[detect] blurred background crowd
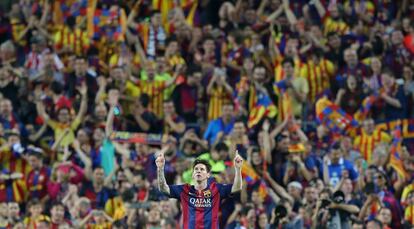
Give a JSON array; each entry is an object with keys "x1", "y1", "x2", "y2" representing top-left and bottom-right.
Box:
[{"x1": 0, "y1": 0, "x2": 414, "y2": 228}]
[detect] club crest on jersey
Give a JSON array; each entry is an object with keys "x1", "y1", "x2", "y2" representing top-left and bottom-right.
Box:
[{"x1": 203, "y1": 190, "x2": 211, "y2": 198}]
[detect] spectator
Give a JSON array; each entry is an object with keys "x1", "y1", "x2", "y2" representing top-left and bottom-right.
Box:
[
  {"x1": 353, "y1": 118, "x2": 391, "y2": 163},
  {"x1": 203, "y1": 102, "x2": 235, "y2": 145},
  {"x1": 320, "y1": 142, "x2": 358, "y2": 187}
]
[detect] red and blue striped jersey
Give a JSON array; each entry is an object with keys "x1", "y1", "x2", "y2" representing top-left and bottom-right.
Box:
[{"x1": 169, "y1": 181, "x2": 232, "y2": 229}]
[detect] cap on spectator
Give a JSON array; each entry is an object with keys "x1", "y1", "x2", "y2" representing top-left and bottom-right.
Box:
[{"x1": 287, "y1": 181, "x2": 303, "y2": 191}]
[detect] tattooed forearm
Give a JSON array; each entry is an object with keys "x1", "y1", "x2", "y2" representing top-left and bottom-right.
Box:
[{"x1": 157, "y1": 168, "x2": 170, "y2": 195}]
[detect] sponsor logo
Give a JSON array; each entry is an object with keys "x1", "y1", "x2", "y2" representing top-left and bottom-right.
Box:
[{"x1": 189, "y1": 198, "x2": 212, "y2": 208}]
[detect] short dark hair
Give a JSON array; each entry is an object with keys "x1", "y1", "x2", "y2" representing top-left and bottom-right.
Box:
[
  {"x1": 51, "y1": 81, "x2": 64, "y2": 94},
  {"x1": 234, "y1": 118, "x2": 246, "y2": 125},
  {"x1": 214, "y1": 142, "x2": 229, "y2": 152},
  {"x1": 202, "y1": 35, "x2": 214, "y2": 44},
  {"x1": 282, "y1": 57, "x2": 294, "y2": 67},
  {"x1": 50, "y1": 201, "x2": 65, "y2": 210},
  {"x1": 150, "y1": 10, "x2": 161, "y2": 17},
  {"x1": 382, "y1": 68, "x2": 394, "y2": 77},
  {"x1": 327, "y1": 31, "x2": 338, "y2": 38},
  {"x1": 330, "y1": 141, "x2": 341, "y2": 151},
  {"x1": 186, "y1": 65, "x2": 202, "y2": 76},
  {"x1": 139, "y1": 93, "x2": 150, "y2": 108},
  {"x1": 193, "y1": 159, "x2": 211, "y2": 173},
  {"x1": 75, "y1": 55, "x2": 87, "y2": 61},
  {"x1": 121, "y1": 189, "x2": 135, "y2": 202},
  {"x1": 166, "y1": 35, "x2": 178, "y2": 45}
]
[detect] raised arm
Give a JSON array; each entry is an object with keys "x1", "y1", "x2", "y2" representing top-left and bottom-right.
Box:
[
  {"x1": 75, "y1": 83, "x2": 88, "y2": 122},
  {"x1": 105, "y1": 89, "x2": 119, "y2": 136},
  {"x1": 313, "y1": 0, "x2": 327, "y2": 18},
  {"x1": 268, "y1": 24, "x2": 281, "y2": 62},
  {"x1": 263, "y1": 171, "x2": 295, "y2": 204},
  {"x1": 282, "y1": 0, "x2": 298, "y2": 26},
  {"x1": 380, "y1": 92, "x2": 402, "y2": 108},
  {"x1": 270, "y1": 118, "x2": 288, "y2": 140},
  {"x1": 156, "y1": 146, "x2": 171, "y2": 195},
  {"x1": 164, "y1": 115, "x2": 186, "y2": 134},
  {"x1": 72, "y1": 140, "x2": 92, "y2": 180},
  {"x1": 165, "y1": 64, "x2": 183, "y2": 88},
  {"x1": 127, "y1": 0, "x2": 142, "y2": 28},
  {"x1": 262, "y1": 120, "x2": 272, "y2": 163},
  {"x1": 28, "y1": 123, "x2": 47, "y2": 142},
  {"x1": 232, "y1": 151, "x2": 243, "y2": 193},
  {"x1": 206, "y1": 75, "x2": 217, "y2": 96},
  {"x1": 95, "y1": 77, "x2": 107, "y2": 105}
]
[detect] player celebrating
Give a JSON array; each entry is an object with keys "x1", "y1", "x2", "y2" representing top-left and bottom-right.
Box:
[{"x1": 156, "y1": 148, "x2": 243, "y2": 229}]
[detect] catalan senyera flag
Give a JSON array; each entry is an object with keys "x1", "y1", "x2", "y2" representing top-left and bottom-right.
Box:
[
  {"x1": 316, "y1": 96, "x2": 359, "y2": 134},
  {"x1": 247, "y1": 89, "x2": 277, "y2": 128},
  {"x1": 54, "y1": 27, "x2": 90, "y2": 55},
  {"x1": 300, "y1": 59, "x2": 335, "y2": 103},
  {"x1": 273, "y1": 57, "x2": 302, "y2": 121},
  {"x1": 0, "y1": 150, "x2": 31, "y2": 176},
  {"x1": 241, "y1": 162, "x2": 267, "y2": 199},
  {"x1": 181, "y1": 0, "x2": 199, "y2": 26},
  {"x1": 152, "y1": 0, "x2": 175, "y2": 26},
  {"x1": 323, "y1": 16, "x2": 349, "y2": 35},
  {"x1": 208, "y1": 86, "x2": 232, "y2": 121},
  {"x1": 389, "y1": 124, "x2": 409, "y2": 179},
  {"x1": 0, "y1": 178, "x2": 27, "y2": 203}
]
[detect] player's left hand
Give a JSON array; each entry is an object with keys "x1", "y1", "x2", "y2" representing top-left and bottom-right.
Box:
[{"x1": 234, "y1": 151, "x2": 243, "y2": 169}]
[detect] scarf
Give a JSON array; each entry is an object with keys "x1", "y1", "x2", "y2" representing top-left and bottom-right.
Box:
[{"x1": 147, "y1": 25, "x2": 165, "y2": 58}]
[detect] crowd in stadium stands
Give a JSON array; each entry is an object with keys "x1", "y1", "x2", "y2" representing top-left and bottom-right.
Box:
[{"x1": 1, "y1": 0, "x2": 414, "y2": 228}]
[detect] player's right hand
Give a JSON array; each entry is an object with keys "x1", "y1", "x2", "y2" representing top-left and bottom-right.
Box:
[{"x1": 155, "y1": 151, "x2": 165, "y2": 168}]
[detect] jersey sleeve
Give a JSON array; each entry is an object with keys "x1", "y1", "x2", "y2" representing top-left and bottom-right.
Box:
[
  {"x1": 168, "y1": 184, "x2": 184, "y2": 199},
  {"x1": 216, "y1": 183, "x2": 233, "y2": 199}
]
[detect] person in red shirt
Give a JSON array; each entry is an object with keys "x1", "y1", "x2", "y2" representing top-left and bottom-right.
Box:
[{"x1": 25, "y1": 146, "x2": 51, "y2": 203}]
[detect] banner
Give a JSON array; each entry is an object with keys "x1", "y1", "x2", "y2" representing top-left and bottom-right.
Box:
[
  {"x1": 376, "y1": 119, "x2": 414, "y2": 139},
  {"x1": 315, "y1": 97, "x2": 359, "y2": 135},
  {"x1": 109, "y1": 132, "x2": 163, "y2": 145}
]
